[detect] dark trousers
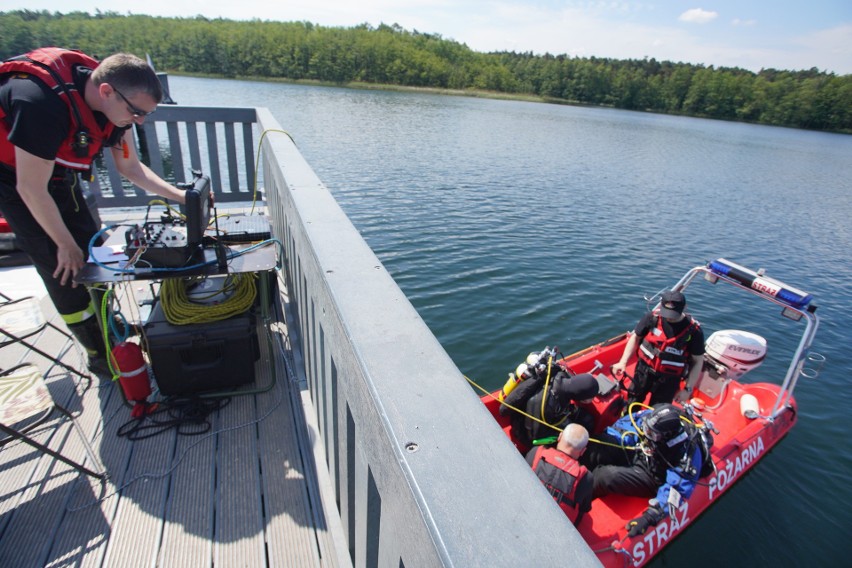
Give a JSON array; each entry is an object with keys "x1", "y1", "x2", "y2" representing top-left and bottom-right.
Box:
[
  {"x1": 592, "y1": 463, "x2": 658, "y2": 499},
  {"x1": 627, "y1": 360, "x2": 682, "y2": 406},
  {"x1": 583, "y1": 431, "x2": 659, "y2": 499},
  {"x1": 0, "y1": 171, "x2": 100, "y2": 316}
]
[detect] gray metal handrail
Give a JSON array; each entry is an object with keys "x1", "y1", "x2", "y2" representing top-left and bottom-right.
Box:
[
  {"x1": 256, "y1": 107, "x2": 600, "y2": 567},
  {"x1": 88, "y1": 105, "x2": 258, "y2": 208}
]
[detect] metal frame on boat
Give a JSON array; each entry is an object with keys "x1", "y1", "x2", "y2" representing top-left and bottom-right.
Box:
[{"x1": 662, "y1": 258, "x2": 820, "y2": 421}]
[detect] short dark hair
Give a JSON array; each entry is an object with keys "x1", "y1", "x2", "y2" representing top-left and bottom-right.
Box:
[{"x1": 91, "y1": 53, "x2": 163, "y2": 103}]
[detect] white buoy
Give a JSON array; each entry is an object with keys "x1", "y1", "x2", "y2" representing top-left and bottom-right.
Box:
[{"x1": 740, "y1": 393, "x2": 760, "y2": 419}]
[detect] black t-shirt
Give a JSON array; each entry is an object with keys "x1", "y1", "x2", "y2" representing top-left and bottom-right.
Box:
[
  {"x1": 634, "y1": 311, "x2": 705, "y2": 356},
  {"x1": 0, "y1": 65, "x2": 125, "y2": 171},
  {"x1": 0, "y1": 72, "x2": 70, "y2": 161}
]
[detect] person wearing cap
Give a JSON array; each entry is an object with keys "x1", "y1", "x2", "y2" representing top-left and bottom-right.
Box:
[
  {"x1": 525, "y1": 423, "x2": 594, "y2": 526},
  {"x1": 582, "y1": 403, "x2": 703, "y2": 538},
  {"x1": 509, "y1": 371, "x2": 599, "y2": 447},
  {"x1": 611, "y1": 290, "x2": 705, "y2": 406}
]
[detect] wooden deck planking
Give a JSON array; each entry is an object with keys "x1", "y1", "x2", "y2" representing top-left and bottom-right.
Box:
[
  {"x1": 47, "y1": 374, "x2": 137, "y2": 568},
  {"x1": 0, "y1": 336, "x2": 107, "y2": 566},
  {"x1": 0, "y1": 273, "x2": 349, "y2": 568},
  {"x1": 256, "y1": 333, "x2": 324, "y2": 568},
  {"x1": 102, "y1": 418, "x2": 176, "y2": 567},
  {"x1": 156, "y1": 411, "x2": 217, "y2": 567},
  {"x1": 214, "y1": 393, "x2": 266, "y2": 567},
  {"x1": 0, "y1": 404, "x2": 84, "y2": 567},
  {"x1": 1, "y1": 297, "x2": 95, "y2": 564}
]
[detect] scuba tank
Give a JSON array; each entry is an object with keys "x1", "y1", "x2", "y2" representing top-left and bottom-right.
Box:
[
  {"x1": 498, "y1": 347, "x2": 557, "y2": 401},
  {"x1": 680, "y1": 400, "x2": 718, "y2": 478},
  {"x1": 498, "y1": 361, "x2": 532, "y2": 401}
]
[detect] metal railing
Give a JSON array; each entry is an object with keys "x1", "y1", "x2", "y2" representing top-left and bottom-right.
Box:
[
  {"x1": 88, "y1": 105, "x2": 259, "y2": 208},
  {"x1": 96, "y1": 104, "x2": 600, "y2": 568}
]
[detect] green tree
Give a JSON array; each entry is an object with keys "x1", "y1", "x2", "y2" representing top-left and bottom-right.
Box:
[{"x1": 0, "y1": 10, "x2": 849, "y2": 132}]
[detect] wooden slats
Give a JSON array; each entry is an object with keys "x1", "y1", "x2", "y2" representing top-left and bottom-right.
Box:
[
  {"x1": 157, "y1": 413, "x2": 216, "y2": 567},
  {"x1": 102, "y1": 425, "x2": 175, "y2": 566},
  {"x1": 0, "y1": 416, "x2": 82, "y2": 567},
  {"x1": 0, "y1": 279, "x2": 346, "y2": 568},
  {"x1": 205, "y1": 122, "x2": 224, "y2": 195},
  {"x1": 257, "y1": 337, "x2": 323, "y2": 568},
  {"x1": 242, "y1": 122, "x2": 256, "y2": 195},
  {"x1": 47, "y1": 381, "x2": 133, "y2": 568}
]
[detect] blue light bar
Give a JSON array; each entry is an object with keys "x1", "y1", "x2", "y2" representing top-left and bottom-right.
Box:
[{"x1": 707, "y1": 258, "x2": 813, "y2": 309}]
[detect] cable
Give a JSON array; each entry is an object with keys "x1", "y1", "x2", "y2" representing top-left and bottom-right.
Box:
[
  {"x1": 159, "y1": 273, "x2": 257, "y2": 325},
  {"x1": 87, "y1": 224, "x2": 136, "y2": 274},
  {"x1": 539, "y1": 355, "x2": 555, "y2": 424},
  {"x1": 116, "y1": 396, "x2": 230, "y2": 440},
  {"x1": 98, "y1": 286, "x2": 119, "y2": 379},
  {"x1": 145, "y1": 199, "x2": 185, "y2": 220},
  {"x1": 251, "y1": 129, "x2": 296, "y2": 215},
  {"x1": 464, "y1": 374, "x2": 635, "y2": 450}
]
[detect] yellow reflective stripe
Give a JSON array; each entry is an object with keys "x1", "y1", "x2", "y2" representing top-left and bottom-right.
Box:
[{"x1": 60, "y1": 302, "x2": 97, "y2": 324}]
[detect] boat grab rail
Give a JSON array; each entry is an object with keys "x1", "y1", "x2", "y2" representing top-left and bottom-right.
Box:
[{"x1": 659, "y1": 261, "x2": 820, "y2": 421}]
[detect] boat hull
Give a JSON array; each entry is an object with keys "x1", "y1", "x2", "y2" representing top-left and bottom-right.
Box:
[{"x1": 481, "y1": 333, "x2": 797, "y2": 567}]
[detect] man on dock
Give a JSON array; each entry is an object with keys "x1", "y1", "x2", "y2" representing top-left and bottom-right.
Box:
[{"x1": 0, "y1": 47, "x2": 186, "y2": 373}]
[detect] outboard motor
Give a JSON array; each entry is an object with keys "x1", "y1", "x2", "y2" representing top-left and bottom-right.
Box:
[{"x1": 696, "y1": 330, "x2": 767, "y2": 399}]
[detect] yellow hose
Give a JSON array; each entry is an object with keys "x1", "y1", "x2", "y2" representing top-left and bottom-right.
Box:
[{"x1": 159, "y1": 274, "x2": 257, "y2": 325}]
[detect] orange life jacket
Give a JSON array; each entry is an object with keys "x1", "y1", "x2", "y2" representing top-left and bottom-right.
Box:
[
  {"x1": 637, "y1": 313, "x2": 700, "y2": 376},
  {"x1": 0, "y1": 47, "x2": 114, "y2": 171},
  {"x1": 530, "y1": 446, "x2": 588, "y2": 523}
]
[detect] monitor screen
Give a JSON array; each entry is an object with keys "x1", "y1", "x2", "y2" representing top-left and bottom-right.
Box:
[{"x1": 182, "y1": 173, "x2": 212, "y2": 246}]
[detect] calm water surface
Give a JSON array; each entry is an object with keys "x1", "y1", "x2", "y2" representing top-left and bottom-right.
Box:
[{"x1": 173, "y1": 76, "x2": 851, "y2": 567}]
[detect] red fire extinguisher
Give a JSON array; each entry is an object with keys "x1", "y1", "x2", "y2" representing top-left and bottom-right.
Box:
[{"x1": 110, "y1": 342, "x2": 153, "y2": 417}]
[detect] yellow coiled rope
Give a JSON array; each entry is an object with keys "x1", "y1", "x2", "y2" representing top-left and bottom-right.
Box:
[{"x1": 159, "y1": 274, "x2": 257, "y2": 325}]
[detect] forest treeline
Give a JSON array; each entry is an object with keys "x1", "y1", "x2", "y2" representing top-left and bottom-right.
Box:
[{"x1": 1, "y1": 10, "x2": 850, "y2": 133}]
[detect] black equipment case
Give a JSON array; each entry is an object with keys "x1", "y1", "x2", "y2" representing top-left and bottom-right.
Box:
[{"x1": 144, "y1": 299, "x2": 259, "y2": 396}]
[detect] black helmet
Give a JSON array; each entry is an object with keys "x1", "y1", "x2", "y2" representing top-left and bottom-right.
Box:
[{"x1": 643, "y1": 404, "x2": 687, "y2": 449}]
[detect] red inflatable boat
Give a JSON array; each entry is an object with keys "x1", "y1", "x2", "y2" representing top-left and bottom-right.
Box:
[{"x1": 480, "y1": 259, "x2": 822, "y2": 567}]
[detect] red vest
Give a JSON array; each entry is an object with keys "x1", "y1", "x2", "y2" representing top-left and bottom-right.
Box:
[
  {"x1": 0, "y1": 47, "x2": 115, "y2": 171},
  {"x1": 530, "y1": 446, "x2": 588, "y2": 523},
  {"x1": 637, "y1": 314, "x2": 700, "y2": 376}
]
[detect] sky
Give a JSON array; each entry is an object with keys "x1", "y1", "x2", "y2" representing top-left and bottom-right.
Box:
[{"x1": 4, "y1": 1, "x2": 851, "y2": 74}]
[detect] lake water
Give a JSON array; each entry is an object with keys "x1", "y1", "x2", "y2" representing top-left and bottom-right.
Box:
[{"x1": 171, "y1": 76, "x2": 851, "y2": 567}]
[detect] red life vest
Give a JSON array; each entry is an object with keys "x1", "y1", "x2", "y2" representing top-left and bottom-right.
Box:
[
  {"x1": 530, "y1": 446, "x2": 588, "y2": 523},
  {"x1": 0, "y1": 47, "x2": 115, "y2": 171},
  {"x1": 637, "y1": 313, "x2": 700, "y2": 376}
]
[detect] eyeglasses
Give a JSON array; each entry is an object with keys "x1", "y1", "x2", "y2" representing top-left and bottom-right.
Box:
[{"x1": 113, "y1": 87, "x2": 156, "y2": 118}]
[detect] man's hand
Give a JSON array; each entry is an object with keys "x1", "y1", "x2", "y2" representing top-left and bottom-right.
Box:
[
  {"x1": 626, "y1": 505, "x2": 665, "y2": 538},
  {"x1": 612, "y1": 333, "x2": 638, "y2": 379},
  {"x1": 674, "y1": 386, "x2": 693, "y2": 403},
  {"x1": 53, "y1": 242, "x2": 85, "y2": 287},
  {"x1": 14, "y1": 147, "x2": 86, "y2": 287}
]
